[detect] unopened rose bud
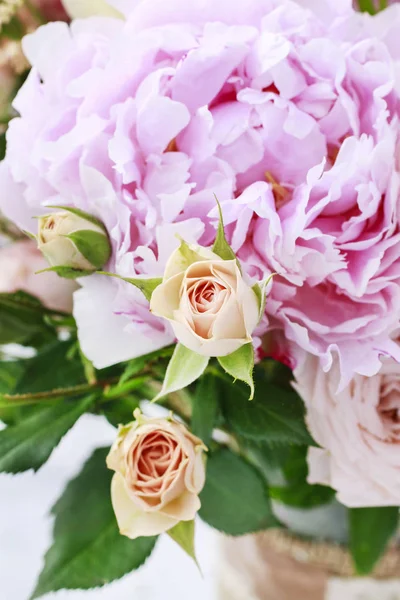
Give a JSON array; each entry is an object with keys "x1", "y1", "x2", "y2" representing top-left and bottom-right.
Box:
[{"x1": 37, "y1": 207, "x2": 111, "y2": 278}]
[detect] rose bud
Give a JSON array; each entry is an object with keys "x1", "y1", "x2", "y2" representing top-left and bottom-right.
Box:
[
  {"x1": 37, "y1": 207, "x2": 111, "y2": 278},
  {"x1": 106, "y1": 411, "x2": 206, "y2": 538},
  {"x1": 150, "y1": 242, "x2": 260, "y2": 357}
]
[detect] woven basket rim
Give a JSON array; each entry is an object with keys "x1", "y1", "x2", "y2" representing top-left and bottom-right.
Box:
[{"x1": 256, "y1": 529, "x2": 400, "y2": 579}]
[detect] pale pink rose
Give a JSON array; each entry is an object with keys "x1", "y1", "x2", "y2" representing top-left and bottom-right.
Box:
[
  {"x1": 150, "y1": 243, "x2": 260, "y2": 357},
  {"x1": 107, "y1": 412, "x2": 206, "y2": 538},
  {"x1": 0, "y1": 240, "x2": 77, "y2": 312},
  {"x1": 294, "y1": 352, "x2": 400, "y2": 507}
]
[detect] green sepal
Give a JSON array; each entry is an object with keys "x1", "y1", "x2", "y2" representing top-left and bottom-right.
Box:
[
  {"x1": 218, "y1": 343, "x2": 255, "y2": 400},
  {"x1": 211, "y1": 195, "x2": 237, "y2": 261},
  {"x1": 252, "y1": 274, "x2": 275, "y2": 322},
  {"x1": 36, "y1": 266, "x2": 95, "y2": 279},
  {"x1": 46, "y1": 205, "x2": 107, "y2": 231},
  {"x1": 167, "y1": 520, "x2": 199, "y2": 568},
  {"x1": 22, "y1": 229, "x2": 37, "y2": 241},
  {"x1": 153, "y1": 343, "x2": 209, "y2": 402},
  {"x1": 65, "y1": 229, "x2": 111, "y2": 269},
  {"x1": 97, "y1": 271, "x2": 163, "y2": 302}
]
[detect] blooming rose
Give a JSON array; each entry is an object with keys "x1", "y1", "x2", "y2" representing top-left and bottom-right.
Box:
[
  {"x1": 107, "y1": 412, "x2": 206, "y2": 537},
  {"x1": 0, "y1": 240, "x2": 77, "y2": 312},
  {"x1": 2, "y1": 0, "x2": 400, "y2": 382},
  {"x1": 150, "y1": 243, "x2": 260, "y2": 356},
  {"x1": 294, "y1": 351, "x2": 400, "y2": 507},
  {"x1": 38, "y1": 210, "x2": 111, "y2": 273}
]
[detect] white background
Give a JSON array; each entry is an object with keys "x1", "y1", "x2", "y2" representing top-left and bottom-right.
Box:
[{"x1": 0, "y1": 414, "x2": 218, "y2": 600}]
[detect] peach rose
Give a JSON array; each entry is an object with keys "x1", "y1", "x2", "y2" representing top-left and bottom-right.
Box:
[
  {"x1": 0, "y1": 240, "x2": 77, "y2": 312},
  {"x1": 150, "y1": 243, "x2": 260, "y2": 357},
  {"x1": 294, "y1": 352, "x2": 400, "y2": 507},
  {"x1": 106, "y1": 411, "x2": 206, "y2": 538}
]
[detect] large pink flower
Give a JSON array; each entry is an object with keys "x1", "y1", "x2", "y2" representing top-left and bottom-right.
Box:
[
  {"x1": 294, "y1": 351, "x2": 400, "y2": 507},
  {"x1": 1, "y1": 0, "x2": 400, "y2": 377}
]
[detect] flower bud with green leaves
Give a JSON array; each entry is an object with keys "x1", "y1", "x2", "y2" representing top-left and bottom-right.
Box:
[{"x1": 36, "y1": 207, "x2": 111, "y2": 278}]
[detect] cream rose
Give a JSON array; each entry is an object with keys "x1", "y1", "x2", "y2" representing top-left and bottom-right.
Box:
[
  {"x1": 150, "y1": 243, "x2": 260, "y2": 357},
  {"x1": 0, "y1": 240, "x2": 77, "y2": 312},
  {"x1": 106, "y1": 412, "x2": 206, "y2": 538},
  {"x1": 294, "y1": 352, "x2": 400, "y2": 507}
]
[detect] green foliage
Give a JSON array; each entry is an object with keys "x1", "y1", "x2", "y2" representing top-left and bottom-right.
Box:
[
  {"x1": 191, "y1": 374, "x2": 219, "y2": 447},
  {"x1": 269, "y1": 446, "x2": 335, "y2": 508},
  {"x1": 218, "y1": 343, "x2": 255, "y2": 399},
  {"x1": 153, "y1": 343, "x2": 209, "y2": 401},
  {"x1": 31, "y1": 448, "x2": 157, "y2": 599},
  {"x1": 0, "y1": 395, "x2": 94, "y2": 473},
  {"x1": 167, "y1": 520, "x2": 197, "y2": 564},
  {"x1": 220, "y1": 365, "x2": 314, "y2": 446},
  {"x1": 0, "y1": 291, "x2": 57, "y2": 345},
  {"x1": 349, "y1": 506, "x2": 399, "y2": 575},
  {"x1": 119, "y1": 346, "x2": 174, "y2": 386},
  {"x1": 199, "y1": 448, "x2": 278, "y2": 535},
  {"x1": 13, "y1": 340, "x2": 86, "y2": 395}
]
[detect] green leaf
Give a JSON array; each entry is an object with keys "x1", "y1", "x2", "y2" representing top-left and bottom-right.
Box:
[
  {"x1": 199, "y1": 448, "x2": 278, "y2": 535},
  {"x1": 119, "y1": 346, "x2": 174, "y2": 386},
  {"x1": 220, "y1": 368, "x2": 314, "y2": 446},
  {"x1": 31, "y1": 448, "x2": 157, "y2": 599},
  {"x1": 14, "y1": 340, "x2": 86, "y2": 395},
  {"x1": 259, "y1": 445, "x2": 335, "y2": 508},
  {"x1": 191, "y1": 374, "x2": 219, "y2": 447},
  {"x1": 154, "y1": 343, "x2": 209, "y2": 402},
  {"x1": 167, "y1": 520, "x2": 198, "y2": 564},
  {"x1": 66, "y1": 230, "x2": 111, "y2": 269},
  {"x1": 0, "y1": 395, "x2": 94, "y2": 473},
  {"x1": 349, "y1": 506, "x2": 399, "y2": 575},
  {"x1": 97, "y1": 271, "x2": 162, "y2": 302},
  {"x1": 211, "y1": 196, "x2": 237, "y2": 261},
  {"x1": 0, "y1": 291, "x2": 55, "y2": 345},
  {"x1": 218, "y1": 343, "x2": 255, "y2": 400},
  {"x1": 0, "y1": 360, "x2": 24, "y2": 394}
]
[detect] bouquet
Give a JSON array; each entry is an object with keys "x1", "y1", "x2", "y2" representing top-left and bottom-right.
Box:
[{"x1": 0, "y1": 0, "x2": 399, "y2": 597}]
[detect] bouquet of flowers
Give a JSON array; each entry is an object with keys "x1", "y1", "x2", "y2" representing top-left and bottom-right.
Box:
[{"x1": 0, "y1": 0, "x2": 400, "y2": 597}]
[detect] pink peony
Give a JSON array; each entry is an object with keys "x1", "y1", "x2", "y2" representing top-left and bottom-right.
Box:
[
  {"x1": 1, "y1": 0, "x2": 400, "y2": 378},
  {"x1": 294, "y1": 351, "x2": 400, "y2": 507},
  {"x1": 0, "y1": 240, "x2": 77, "y2": 312}
]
